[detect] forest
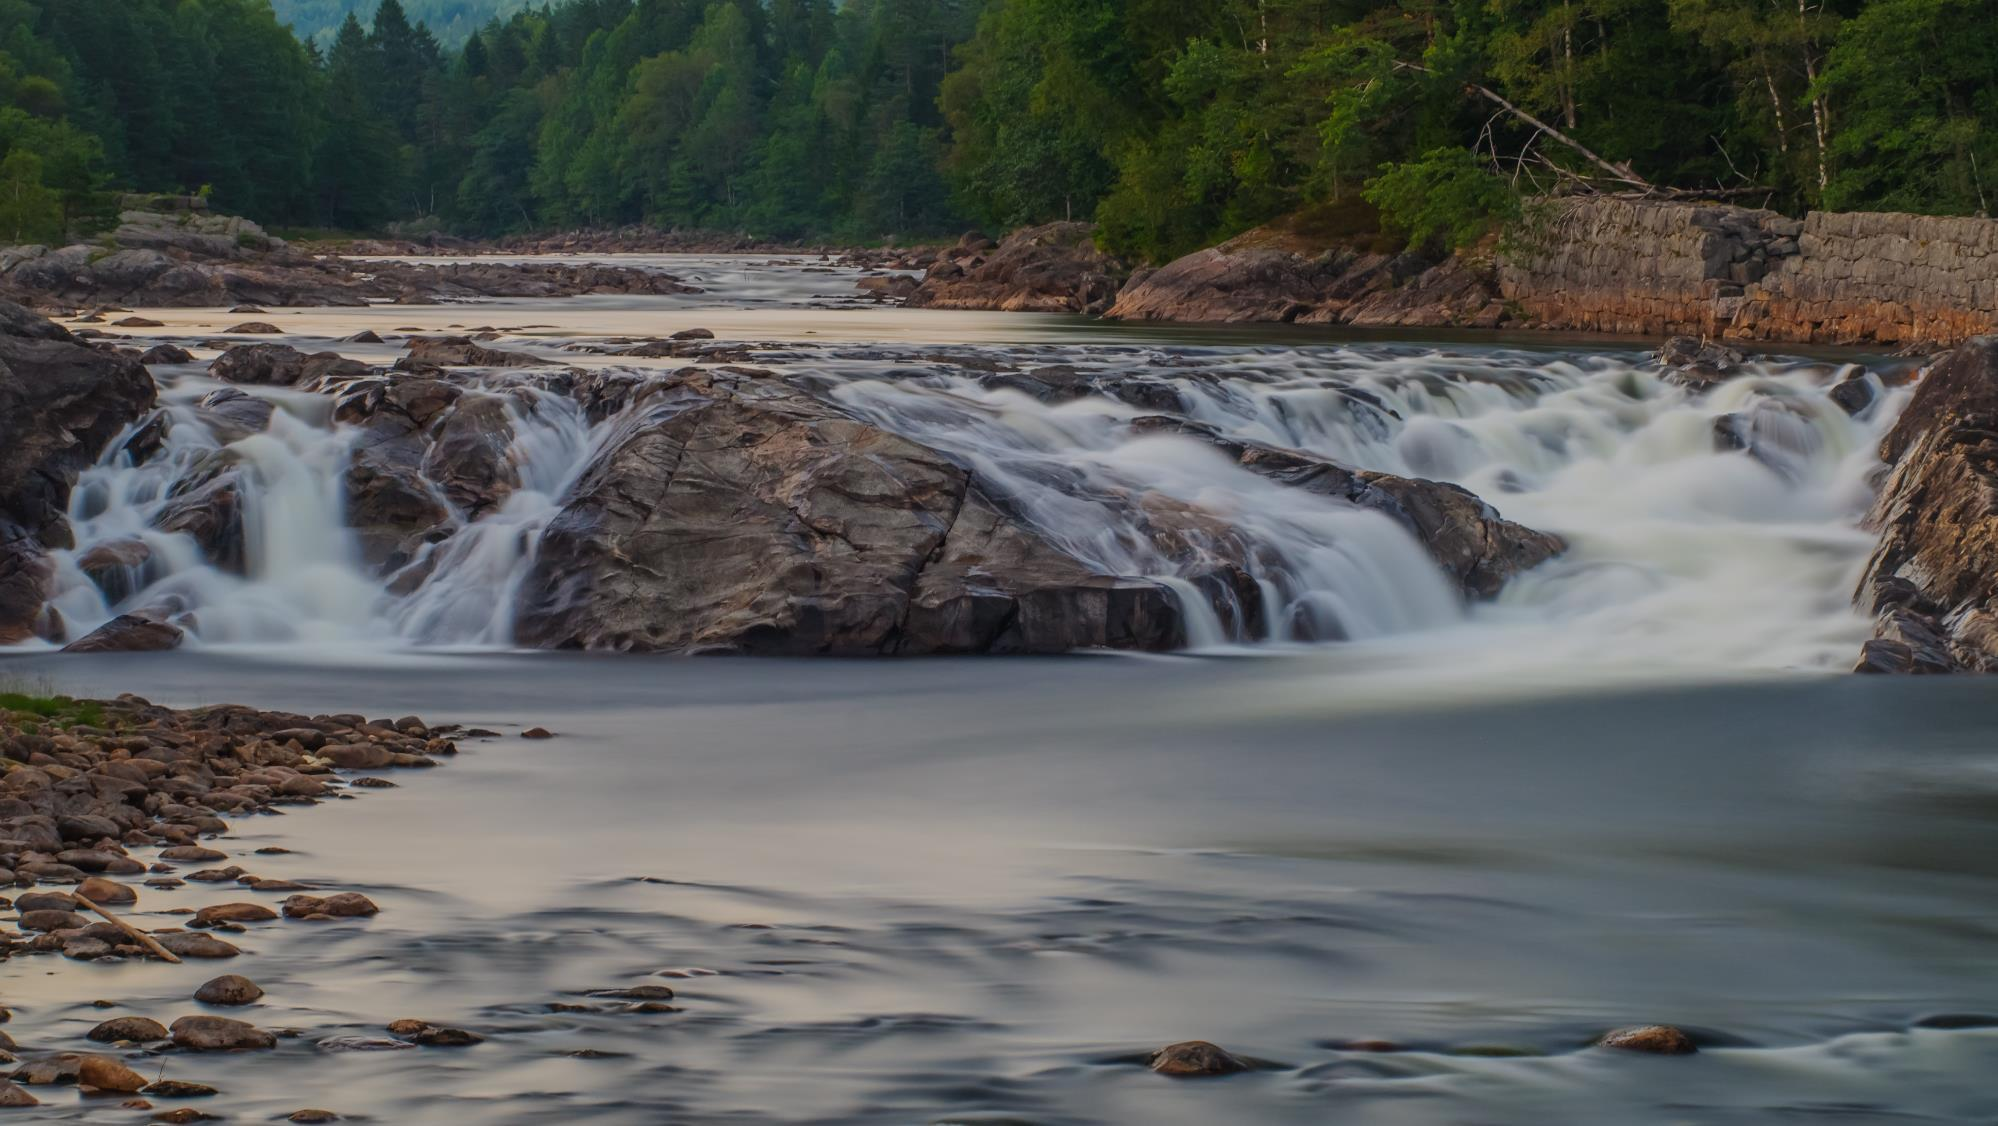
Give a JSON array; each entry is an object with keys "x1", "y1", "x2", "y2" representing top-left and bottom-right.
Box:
[{"x1": 2, "y1": 0, "x2": 1994, "y2": 262}]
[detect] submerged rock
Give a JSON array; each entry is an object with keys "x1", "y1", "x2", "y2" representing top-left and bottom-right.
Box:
[
  {"x1": 1596, "y1": 1025, "x2": 1698, "y2": 1054},
  {"x1": 1148, "y1": 1040, "x2": 1254, "y2": 1077}
]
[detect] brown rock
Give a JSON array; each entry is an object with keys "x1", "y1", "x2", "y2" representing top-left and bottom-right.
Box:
[
  {"x1": 19, "y1": 908, "x2": 87, "y2": 931},
  {"x1": 193, "y1": 903, "x2": 277, "y2": 927},
  {"x1": 169, "y1": 1015, "x2": 275, "y2": 1051},
  {"x1": 1597, "y1": 1025, "x2": 1698, "y2": 1054},
  {"x1": 223, "y1": 321, "x2": 282, "y2": 334},
  {"x1": 520, "y1": 727, "x2": 553, "y2": 740},
  {"x1": 193, "y1": 974, "x2": 264, "y2": 1006},
  {"x1": 159, "y1": 846, "x2": 227, "y2": 863},
  {"x1": 156, "y1": 932, "x2": 240, "y2": 959},
  {"x1": 1148, "y1": 1040, "x2": 1254, "y2": 1077},
  {"x1": 143, "y1": 1080, "x2": 218, "y2": 1097},
  {"x1": 281, "y1": 892, "x2": 378, "y2": 919},
  {"x1": 61, "y1": 613, "x2": 183, "y2": 653},
  {"x1": 77, "y1": 1054, "x2": 147, "y2": 1092},
  {"x1": 76, "y1": 876, "x2": 137, "y2": 905},
  {"x1": 87, "y1": 1017, "x2": 169, "y2": 1043},
  {"x1": 0, "y1": 1081, "x2": 36, "y2": 1106},
  {"x1": 289, "y1": 1112, "x2": 341, "y2": 1124},
  {"x1": 908, "y1": 223, "x2": 1126, "y2": 315},
  {"x1": 153, "y1": 1108, "x2": 220, "y2": 1122}
]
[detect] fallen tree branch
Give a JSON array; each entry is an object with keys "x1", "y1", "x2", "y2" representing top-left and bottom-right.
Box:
[{"x1": 72, "y1": 892, "x2": 183, "y2": 964}]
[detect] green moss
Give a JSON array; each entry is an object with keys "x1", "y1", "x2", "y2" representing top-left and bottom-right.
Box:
[{"x1": 0, "y1": 692, "x2": 106, "y2": 729}]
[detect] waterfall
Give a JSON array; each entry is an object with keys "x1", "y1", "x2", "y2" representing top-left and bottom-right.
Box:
[{"x1": 16, "y1": 335, "x2": 1906, "y2": 669}]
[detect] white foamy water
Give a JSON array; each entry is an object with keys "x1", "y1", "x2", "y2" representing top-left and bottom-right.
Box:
[{"x1": 10, "y1": 260, "x2": 1908, "y2": 679}]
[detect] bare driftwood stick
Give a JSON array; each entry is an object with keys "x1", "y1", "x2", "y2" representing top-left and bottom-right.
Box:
[{"x1": 72, "y1": 892, "x2": 183, "y2": 964}]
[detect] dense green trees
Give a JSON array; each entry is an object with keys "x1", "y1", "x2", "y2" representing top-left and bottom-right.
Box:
[{"x1": 2, "y1": 0, "x2": 1997, "y2": 258}]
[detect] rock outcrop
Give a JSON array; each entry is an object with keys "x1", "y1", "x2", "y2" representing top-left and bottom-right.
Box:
[
  {"x1": 0, "y1": 198, "x2": 696, "y2": 309},
  {"x1": 0, "y1": 302, "x2": 156, "y2": 643},
  {"x1": 1855, "y1": 338, "x2": 1998, "y2": 673},
  {"x1": 1108, "y1": 212, "x2": 1509, "y2": 328},
  {"x1": 513, "y1": 368, "x2": 1197, "y2": 654},
  {"x1": 907, "y1": 224, "x2": 1128, "y2": 315}
]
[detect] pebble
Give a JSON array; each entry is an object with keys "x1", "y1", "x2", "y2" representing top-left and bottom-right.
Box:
[
  {"x1": 1597, "y1": 1025, "x2": 1697, "y2": 1055},
  {"x1": 1148, "y1": 1040, "x2": 1254, "y2": 1077},
  {"x1": 194, "y1": 975, "x2": 264, "y2": 1006},
  {"x1": 87, "y1": 1017, "x2": 169, "y2": 1043},
  {"x1": 170, "y1": 1015, "x2": 276, "y2": 1051}
]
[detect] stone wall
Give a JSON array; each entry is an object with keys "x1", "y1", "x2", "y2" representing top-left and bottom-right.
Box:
[{"x1": 1500, "y1": 198, "x2": 1998, "y2": 347}]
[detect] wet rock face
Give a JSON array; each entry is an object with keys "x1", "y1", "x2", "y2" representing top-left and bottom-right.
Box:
[
  {"x1": 907, "y1": 224, "x2": 1129, "y2": 315},
  {"x1": 1856, "y1": 338, "x2": 1998, "y2": 672},
  {"x1": 0, "y1": 301, "x2": 157, "y2": 642}
]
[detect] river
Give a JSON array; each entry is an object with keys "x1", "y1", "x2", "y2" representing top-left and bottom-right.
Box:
[{"x1": 2, "y1": 255, "x2": 1994, "y2": 1124}]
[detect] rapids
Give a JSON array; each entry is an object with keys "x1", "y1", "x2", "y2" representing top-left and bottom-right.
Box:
[{"x1": 13, "y1": 257, "x2": 1908, "y2": 677}]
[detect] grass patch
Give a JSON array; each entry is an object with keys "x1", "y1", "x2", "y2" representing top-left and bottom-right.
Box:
[{"x1": 0, "y1": 673, "x2": 106, "y2": 729}]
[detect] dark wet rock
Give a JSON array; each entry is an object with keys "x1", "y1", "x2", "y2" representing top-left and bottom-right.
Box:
[
  {"x1": 77, "y1": 1054, "x2": 147, "y2": 1092},
  {"x1": 208, "y1": 342, "x2": 366, "y2": 387},
  {"x1": 160, "y1": 846, "x2": 227, "y2": 863},
  {"x1": 1127, "y1": 416, "x2": 1563, "y2": 598},
  {"x1": 1148, "y1": 1040, "x2": 1254, "y2": 1077},
  {"x1": 289, "y1": 1111, "x2": 341, "y2": 1123},
  {"x1": 589, "y1": 985, "x2": 675, "y2": 1001},
  {"x1": 1657, "y1": 336, "x2": 1748, "y2": 384},
  {"x1": 89, "y1": 1017, "x2": 169, "y2": 1043},
  {"x1": 75, "y1": 539, "x2": 155, "y2": 604},
  {"x1": 194, "y1": 975, "x2": 264, "y2": 1006},
  {"x1": 387, "y1": 1019, "x2": 482, "y2": 1047},
  {"x1": 62, "y1": 613, "x2": 184, "y2": 653},
  {"x1": 514, "y1": 368, "x2": 1197, "y2": 655},
  {"x1": 156, "y1": 932, "x2": 241, "y2": 959},
  {"x1": 1830, "y1": 372, "x2": 1877, "y2": 415},
  {"x1": 193, "y1": 903, "x2": 276, "y2": 927},
  {"x1": 142, "y1": 1080, "x2": 218, "y2": 1097},
  {"x1": 10, "y1": 1055, "x2": 80, "y2": 1084},
  {"x1": 138, "y1": 344, "x2": 194, "y2": 365},
  {"x1": 347, "y1": 777, "x2": 396, "y2": 788},
  {"x1": 1596, "y1": 1025, "x2": 1698, "y2": 1054},
  {"x1": 281, "y1": 892, "x2": 378, "y2": 919},
  {"x1": 169, "y1": 1015, "x2": 275, "y2": 1051},
  {"x1": 153, "y1": 1109, "x2": 222, "y2": 1123},
  {"x1": 1911, "y1": 1013, "x2": 1998, "y2": 1030},
  {"x1": 113, "y1": 316, "x2": 164, "y2": 328},
  {"x1": 316, "y1": 1036, "x2": 414, "y2": 1052},
  {"x1": 0, "y1": 301, "x2": 155, "y2": 643},
  {"x1": 152, "y1": 462, "x2": 246, "y2": 571},
  {"x1": 344, "y1": 330, "x2": 383, "y2": 344},
  {"x1": 185, "y1": 867, "x2": 246, "y2": 883},
  {"x1": 0, "y1": 1081, "x2": 34, "y2": 1106},
  {"x1": 19, "y1": 909, "x2": 87, "y2": 931},
  {"x1": 223, "y1": 321, "x2": 282, "y2": 334},
  {"x1": 909, "y1": 223, "x2": 1126, "y2": 315},
  {"x1": 15, "y1": 891, "x2": 77, "y2": 912},
  {"x1": 520, "y1": 727, "x2": 553, "y2": 740},
  {"x1": 398, "y1": 335, "x2": 547, "y2": 369},
  {"x1": 1856, "y1": 338, "x2": 1998, "y2": 672}
]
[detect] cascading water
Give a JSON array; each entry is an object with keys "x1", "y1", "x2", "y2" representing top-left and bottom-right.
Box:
[{"x1": 17, "y1": 321, "x2": 1908, "y2": 672}]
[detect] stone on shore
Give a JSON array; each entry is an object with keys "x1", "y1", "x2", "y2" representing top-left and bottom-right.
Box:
[
  {"x1": 281, "y1": 892, "x2": 379, "y2": 919},
  {"x1": 907, "y1": 223, "x2": 1127, "y2": 315}
]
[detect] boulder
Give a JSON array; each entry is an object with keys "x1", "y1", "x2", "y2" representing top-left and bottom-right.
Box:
[
  {"x1": 513, "y1": 369, "x2": 1200, "y2": 654},
  {"x1": 194, "y1": 974, "x2": 264, "y2": 1006},
  {"x1": 87, "y1": 1017, "x2": 169, "y2": 1043},
  {"x1": 62, "y1": 613, "x2": 184, "y2": 653},
  {"x1": 397, "y1": 336, "x2": 548, "y2": 369},
  {"x1": 0, "y1": 301, "x2": 156, "y2": 642},
  {"x1": 209, "y1": 343, "x2": 367, "y2": 387},
  {"x1": 1148, "y1": 1040, "x2": 1254, "y2": 1077},
  {"x1": 1596, "y1": 1025, "x2": 1698, "y2": 1055}
]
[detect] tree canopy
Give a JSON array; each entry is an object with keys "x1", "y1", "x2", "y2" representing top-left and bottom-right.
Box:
[{"x1": 0, "y1": 0, "x2": 1992, "y2": 259}]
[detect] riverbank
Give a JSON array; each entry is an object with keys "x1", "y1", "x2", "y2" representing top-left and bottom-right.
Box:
[
  {"x1": 0, "y1": 689, "x2": 472, "y2": 1111},
  {"x1": 912, "y1": 199, "x2": 1998, "y2": 352}
]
